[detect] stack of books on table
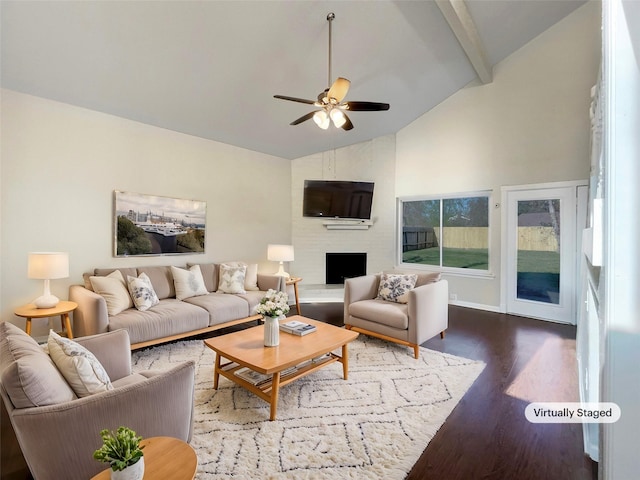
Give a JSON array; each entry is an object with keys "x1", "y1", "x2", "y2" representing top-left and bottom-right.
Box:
[
  {"x1": 279, "y1": 320, "x2": 317, "y2": 336},
  {"x1": 234, "y1": 367, "x2": 274, "y2": 386}
]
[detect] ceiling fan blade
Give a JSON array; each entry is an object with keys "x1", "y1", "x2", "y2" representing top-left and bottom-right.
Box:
[
  {"x1": 341, "y1": 112, "x2": 354, "y2": 131},
  {"x1": 345, "y1": 101, "x2": 390, "y2": 111},
  {"x1": 290, "y1": 111, "x2": 316, "y2": 126},
  {"x1": 274, "y1": 95, "x2": 316, "y2": 105},
  {"x1": 327, "y1": 77, "x2": 350, "y2": 103}
]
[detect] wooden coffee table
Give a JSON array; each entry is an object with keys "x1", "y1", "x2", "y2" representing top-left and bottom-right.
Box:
[{"x1": 204, "y1": 315, "x2": 358, "y2": 421}]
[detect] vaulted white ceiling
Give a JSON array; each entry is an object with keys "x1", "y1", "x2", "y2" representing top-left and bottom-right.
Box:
[{"x1": 1, "y1": 1, "x2": 587, "y2": 159}]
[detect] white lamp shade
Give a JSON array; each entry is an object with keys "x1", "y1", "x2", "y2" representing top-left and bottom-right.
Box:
[
  {"x1": 28, "y1": 252, "x2": 69, "y2": 279},
  {"x1": 267, "y1": 244, "x2": 294, "y2": 262}
]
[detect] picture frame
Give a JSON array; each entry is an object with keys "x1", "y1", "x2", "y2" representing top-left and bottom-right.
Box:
[{"x1": 113, "y1": 190, "x2": 206, "y2": 257}]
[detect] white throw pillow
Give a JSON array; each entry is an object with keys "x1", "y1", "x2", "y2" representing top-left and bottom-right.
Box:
[
  {"x1": 171, "y1": 265, "x2": 208, "y2": 300},
  {"x1": 221, "y1": 261, "x2": 258, "y2": 291},
  {"x1": 47, "y1": 330, "x2": 113, "y2": 398},
  {"x1": 377, "y1": 273, "x2": 418, "y2": 304},
  {"x1": 127, "y1": 272, "x2": 160, "y2": 311},
  {"x1": 218, "y1": 264, "x2": 247, "y2": 294},
  {"x1": 89, "y1": 270, "x2": 133, "y2": 316}
]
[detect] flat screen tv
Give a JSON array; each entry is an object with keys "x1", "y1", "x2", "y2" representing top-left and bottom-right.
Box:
[{"x1": 303, "y1": 180, "x2": 374, "y2": 220}]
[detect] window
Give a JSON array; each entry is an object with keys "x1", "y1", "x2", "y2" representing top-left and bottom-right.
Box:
[{"x1": 399, "y1": 193, "x2": 490, "y2": 273}]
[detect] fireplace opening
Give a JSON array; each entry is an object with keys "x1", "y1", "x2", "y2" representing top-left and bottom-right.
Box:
[{"x1": 326, "y1": 253, "x2": 367, "y2": 284}]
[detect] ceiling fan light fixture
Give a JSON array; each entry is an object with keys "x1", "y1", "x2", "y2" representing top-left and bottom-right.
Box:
[
  {"x1": 330, "y1": 108, "x2": 346, "y2": 128},
  {"x1": 273, "y1": 12, "x2": 389, "y2": 130},
  {"x1": 313, "y1": 110, "x2": 330, "y2": 129}
]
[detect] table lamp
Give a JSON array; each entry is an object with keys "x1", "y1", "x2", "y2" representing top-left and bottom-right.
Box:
[
  {"x1": 28, "y1": 252, "x2": 69, "y2": 308},
  {"x1": 267, "y1": 244, "x2": 294, "y2": 278}
]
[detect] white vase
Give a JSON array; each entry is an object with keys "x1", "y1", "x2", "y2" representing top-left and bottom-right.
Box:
[
  {"x1": 264, "y1": 315, "x2": 282, "y2": 346},
  {"x1": 110, "y1": 457, "x2": 144, "y2": 480}
]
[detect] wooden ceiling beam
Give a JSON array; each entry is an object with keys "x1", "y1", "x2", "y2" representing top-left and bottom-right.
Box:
[{"x1": 436, "y1": 0, "x2": 493, "y2": 84}]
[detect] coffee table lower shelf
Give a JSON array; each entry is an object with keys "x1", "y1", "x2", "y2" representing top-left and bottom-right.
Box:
[{"x1": 214, "y1": 351, "x2": 345, "y2": 421}]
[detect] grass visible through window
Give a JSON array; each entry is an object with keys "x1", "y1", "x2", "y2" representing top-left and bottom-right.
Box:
[
  {"x1": 403, "y1": 248, "x2": 489, "y2": 270},
  {"x1": 403, "y1": 249, "x2": 558, "y2": 273}
]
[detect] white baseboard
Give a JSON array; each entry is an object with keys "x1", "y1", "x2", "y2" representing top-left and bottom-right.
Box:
[{"x1": 447, "y1": 300, "x2": 504, "y2": 313}]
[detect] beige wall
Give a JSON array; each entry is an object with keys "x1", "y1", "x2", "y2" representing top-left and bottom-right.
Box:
[
  {"x1": 395, "y1": 1, "x2": 600, "y2": 310},
  {"x1": 0, "y1": 90, "x2": 291, "y2": 334}
]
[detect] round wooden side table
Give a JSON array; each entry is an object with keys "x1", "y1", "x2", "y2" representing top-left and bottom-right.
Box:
[
  {"x1": 286, "y1": 276, "x2": 302, "y2": 315},
  {"x1": 90, "y1": 436, "x2": 197, "y2": 480},
  {"x1": 13, "y1": 300, "x2": 77, "y2": 339}
]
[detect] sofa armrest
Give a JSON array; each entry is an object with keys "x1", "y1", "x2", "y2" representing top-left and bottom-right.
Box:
[
  {"x1": 408, "y1": 279, "x2": 449, "y2": 345},
  {"x1": 344, "y1": 275, "x2": 381, "y2": 323},
  {"x1": 7, "y1": 361, "x2": 195, "y2": 480},
  {"x1": 74, "y1": 329, "x2": 132, "y2": 381},
  {"x1": 69, "y1": 284, "x2": 109, "y2": 337},
  {"x1": 257, "y1": 273, "x2": 286, "y2": 292}
]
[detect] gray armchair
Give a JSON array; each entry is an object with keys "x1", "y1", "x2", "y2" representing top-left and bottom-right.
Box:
[
  {"x1": 0, "y1": 323, "x2": 195, "y2": 480},
  {"x1": 344, "y1": 273, "x2": 448, "y2": 358}
]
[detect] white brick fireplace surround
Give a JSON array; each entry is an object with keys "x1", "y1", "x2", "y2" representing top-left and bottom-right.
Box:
[{"x1": 291, "y1": 136, "x2": 397, "y2": 302}]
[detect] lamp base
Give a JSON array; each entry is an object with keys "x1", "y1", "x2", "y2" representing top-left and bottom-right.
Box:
[
  {"x1": 274, "y1": 264, "x2": 290, "y2": 279},
  {"x1": 34, "y1": 294, "x2": 60, "y2": 309}
]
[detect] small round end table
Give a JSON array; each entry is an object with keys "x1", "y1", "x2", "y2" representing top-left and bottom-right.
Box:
[
  {"x1": 14, "y1": 300, "x2": 77, "y2": 339},
  {"x1": 90, "y1": 437, "x2": 197, "y2": 480}
]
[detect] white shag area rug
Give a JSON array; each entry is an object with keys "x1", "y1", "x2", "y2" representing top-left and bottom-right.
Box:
[{"x1": 132, "y1": 335, "x2": 485, "y2": 479}]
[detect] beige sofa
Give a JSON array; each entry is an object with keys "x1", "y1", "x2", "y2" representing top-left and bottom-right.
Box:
[
  {"x1": 0, "y1": 323, "x2": 195, "y2": 480},
  {"x1": 70, "y1": 263, "x2": 285, "y2": 350},
  {"x1": 344, "y1": 272, "x2": 448, "y2": 358}
]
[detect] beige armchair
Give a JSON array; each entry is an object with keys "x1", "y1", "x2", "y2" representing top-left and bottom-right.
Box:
[
  {"x1": 344, "y1": 273, "x2": 448, "y2": 358},
  {"x1": 0, "y1": 323, "x2": 195, "y2": 480}
]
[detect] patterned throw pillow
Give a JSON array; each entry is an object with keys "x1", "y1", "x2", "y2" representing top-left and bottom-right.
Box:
[
  {"x1": 218, "y1": 264, "x2": 247, "y2": 294},
  {"x1": 47, "y1": 330, "x2": 113, "y2": 398},
  {"x1": 377, "y1": 273, "x2": 418, "y2": 304},
  {"x1": 171, "y1": 265, "x2": 209, "y2": 300},
  {"x1": 127, "y1": 272, "x2": 160, "y2": 311},
  {"x1": 221, "y1": 261, "x2": 259, "y2": 291}
]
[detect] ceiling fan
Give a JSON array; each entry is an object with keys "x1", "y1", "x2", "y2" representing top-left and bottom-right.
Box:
[{"x1": 274, "y1": 12, "x2": 390, "y2": 131}]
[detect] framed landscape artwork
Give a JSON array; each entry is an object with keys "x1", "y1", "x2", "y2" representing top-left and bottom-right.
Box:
[{"x1": 114, "y1": 190, "x2": 206, "y2": 257}]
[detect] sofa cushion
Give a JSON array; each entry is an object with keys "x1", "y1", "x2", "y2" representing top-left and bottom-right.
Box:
[
  {"x1": 349, "y1": 299, "x2": 409, "y2": 330},
  {"x1": 127, "y1": 272, "x2": 160, "y2": 311},
  {"x1": 89, "y1": 270, "x2": 133, "y2": 316},
  {"x1": 183, "y1": 293, "x2": 250, "y2": 326},
  {"x1": 108, "y1": 299, "x2": 209, "y2": 344},
  {"x1": 138, "y1": 266, "x2": 175, "y2": 300},
  {"x1": 188, "y1": 263, "x2": 218, "y2": 293},
  {"x1": 0, "y1": 322, "x2": 76, "y2": 408},
  {"x1": 171, "y1": 265, "x2": 208, "y2": 300},
  {"x1": 218, "y1": 264, "x2": 247, "y2": 294},
  {"x1": 47, "y1": 331, "x2": 113, "y2": 397},
  {"x1": 377, "y1": 273, "x2": 418, "y2": 303},
  {"x1": 236, "y1": 291, "x2": 267, "y2": 315}
]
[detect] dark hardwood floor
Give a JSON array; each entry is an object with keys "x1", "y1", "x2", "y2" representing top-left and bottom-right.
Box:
[
  {"x1": 301, "y1": 302, "x2": 598, "y2": 480},
  {"x1": 2, "y1": 303, "x2": 598, "y2": 480}
]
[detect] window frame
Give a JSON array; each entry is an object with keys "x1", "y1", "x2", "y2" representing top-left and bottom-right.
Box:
[{"x1": 396, "y1": 190, "x2": 494, "y2": 277}]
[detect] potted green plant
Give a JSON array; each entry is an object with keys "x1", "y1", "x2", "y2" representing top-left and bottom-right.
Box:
[{"x1": 93, "y1": 426, "x2": 145, "y2": 480}]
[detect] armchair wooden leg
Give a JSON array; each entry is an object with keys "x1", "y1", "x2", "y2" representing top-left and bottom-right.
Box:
[
  {"x1": 440, "y1": 330, "x2": 446, "y2": 339},
  {"x1": 413, "y1": 345, "x2": 420, "y2": 359}
]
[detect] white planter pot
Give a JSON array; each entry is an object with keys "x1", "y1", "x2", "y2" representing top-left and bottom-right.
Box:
[
  {"x1": 110, "y1": 457, "x2": 144, "y2": 480},
  {"x1": 264, "y1": 315, "x2": 282, "y2": 346}
]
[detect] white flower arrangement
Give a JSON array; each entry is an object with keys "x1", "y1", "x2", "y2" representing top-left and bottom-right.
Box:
[{"x1": 255, "y1": 289, "x2": 290, "y2": 318}]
